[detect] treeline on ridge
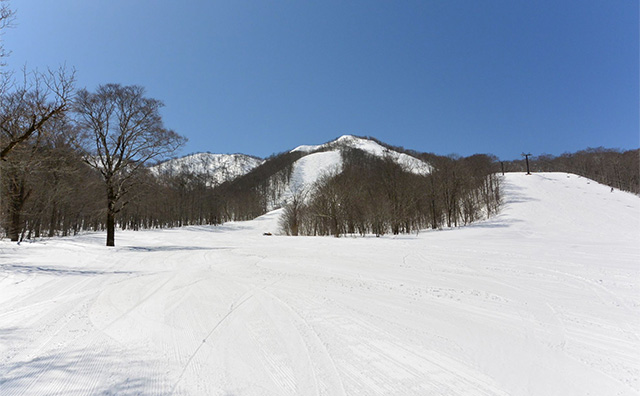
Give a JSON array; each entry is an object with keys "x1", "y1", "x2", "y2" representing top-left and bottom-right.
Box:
[
  {"x1": 279, "y1": 148, "x2": 501, "y2": 237},
  {"x1": 503, "y1": 148, "x2": 639, "y2": 194},
  {"x1": 4, "y1": 132, "x2": 638, "y2": 242}
]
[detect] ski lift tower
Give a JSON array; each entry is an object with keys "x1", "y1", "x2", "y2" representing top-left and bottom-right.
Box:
[{"x1": 522, "y1": 153, "x2": 532, "y2": 175}]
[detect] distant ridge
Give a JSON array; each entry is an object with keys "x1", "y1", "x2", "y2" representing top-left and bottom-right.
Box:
[
  {"x1": 213, "y1": 135, "x2": 434, "y2": 212},
  {"x1": 150, "y1": 152, "x2": 263, "y2": 186}
]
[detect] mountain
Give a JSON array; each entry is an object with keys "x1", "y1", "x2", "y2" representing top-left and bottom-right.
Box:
[
  {"x1": 207, "y1": 135, "x2": 438, "y2": 220},
  {"x1": 291, "y1": 134, "x2": 432, "y2": 176},
  {"x1": 226, "y1": 135, "x2": 434, "y2": 210},
  {"x1": 284, "y1": 135, "x2": 432, "y2": 201},
  {"x1": 150, "y1": 152, "x2": 263, "y2": 186},
  {"x1": 152, "y1": 135, "x2": 428, "y2": 192}
]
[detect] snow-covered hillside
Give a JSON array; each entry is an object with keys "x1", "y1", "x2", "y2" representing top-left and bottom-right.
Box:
[
  {"x1": 270, "y1": 135, "x2": 432, "y2": 207},
  {"x1": 1, "y1": 173, "x2": 638, "y2": 395},
  {"x1": 292, "y1": 135, "x2": 432, "y2": 175},
  {"x1": 288, "y1": 150, "x2": 343, "y2": 194},
  {"x1": 151, "y1": 152, "x2": 263, "y2": 186}
]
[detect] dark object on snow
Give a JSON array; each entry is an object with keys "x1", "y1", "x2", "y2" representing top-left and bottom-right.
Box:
[
  {"x1": 522, "y1": 153, "x2": 532, "y2": 175},
  {"x1": 611, "y1": 187, "x2": 614, "y2": 192},
  {"x1": 263, "y1": 232, "x2": 272, "y2": 236}
]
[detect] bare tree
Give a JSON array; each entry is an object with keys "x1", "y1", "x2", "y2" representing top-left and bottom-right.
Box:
[
  {"x1": 0, "y1": 0, "x2": 15, "y2": 64},
  {"x1": 0, "y1": 144, "x2": 34, "y2": 240},
  {"x1": 73, "y1": 84, "x2": 186, "y2": 246},
  {"x1": 278, "y1": 187, "x2": 308, "y2": 236},
  {"x1": 0, "y1": 67, "x2": 75, "y2": 159},
  {"x1": 0, "y1": 68, "x2": 74, "y2": 241}
]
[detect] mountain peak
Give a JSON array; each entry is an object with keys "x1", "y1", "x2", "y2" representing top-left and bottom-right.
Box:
[
  {"x1": 290, "y1": 135, "x2": 431, "y2": 176},
  {"x1": 150, "y1": 152, "x2": 263, "y2": 186},
  {"x1": 291, "y1": 135, "x2": 369, "y2": 153}
]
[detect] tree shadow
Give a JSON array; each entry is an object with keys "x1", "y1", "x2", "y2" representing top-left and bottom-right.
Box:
[
  {"x1": 0, "y1": 342, "x2": 169, "y2": 395},
  {"x1": 0, "y1": 264, "x2": 136, "y2": 276},
  {"x1": 466, "y1": 218, "x2": 524, "y2": 229},
  {"x1": 501, "y1": 183, "x2": 540, "y2": 205},
  {"x1": 124, "y1": 245, "x2": 227, "y2": 253}
]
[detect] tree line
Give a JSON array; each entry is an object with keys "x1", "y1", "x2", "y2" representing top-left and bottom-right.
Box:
[
  {"x1": 279, "y1": 149, "x2": 501, "y2": 237},
  {"x1": 502, "y1": 148, "x2": 639, "y2": 194},
  {"x1": 1, "y1": 2, "x2": 636, "y2": 243},
  {"x1": 1, "y1": 2, "x2": 194, "y2": 245},
  {"x1": 0, "y1": 81, "x2": 188, "y2": 244}
]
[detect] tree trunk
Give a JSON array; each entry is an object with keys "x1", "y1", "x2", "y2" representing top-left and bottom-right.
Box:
[
  {"x1": 9, "y1": 206, "x2": 21, "y2": 241},
  {"x1": 106, "y1": 209, "x2": 115, "y2": 247},
  {"x1": 106, "y1": 183, "x2": 117, "y2": 246},
  {"x1": 48, "y1": 201, "x2": 57, "y2": 237},
  {"x1": 7, "y1": 178, "x2": 27, "y2": 242}
]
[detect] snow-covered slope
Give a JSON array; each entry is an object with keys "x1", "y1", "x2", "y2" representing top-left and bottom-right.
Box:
[
  {"x1": 151, "y1": 152, "x2": 262, "y2": 186},
  {"x1": 288, "y1": 150, "x2": 343, "y2": 194},
  {"x1": 292, "y1": 135, "x2": 432, "y2": 175},
  {"x1": 272, "y1": 135, "x2": 432, "y2": 207},
  {"x1": 1, "y1": 174, "x2": 638, "y2": 395}
]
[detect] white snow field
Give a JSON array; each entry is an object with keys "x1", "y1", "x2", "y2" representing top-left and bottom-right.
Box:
[{"x1": 1, "y1": 173, "x2": 639, "y2": 395}]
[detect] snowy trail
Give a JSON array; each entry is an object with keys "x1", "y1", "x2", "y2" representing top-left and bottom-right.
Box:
[{"x1": 0, "y1": 173, "x2": 638, "y2": 395}]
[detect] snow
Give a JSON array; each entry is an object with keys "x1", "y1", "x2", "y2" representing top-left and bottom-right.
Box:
[
  {"x1": 286, "y1": 150, "x2": 343, "y2": 197},
  {"x1": 150, "y1": 153, "x2": 263, "y2": 186},
  {"x1": 290, "y1": 144, "x2": 322, "y2": 153},
  {"x1": 1, "y1": 173, "x2": 639, "y2": 395},
  {"x1": 291, "y1": 135, "x2": 432, "y2": 175}
]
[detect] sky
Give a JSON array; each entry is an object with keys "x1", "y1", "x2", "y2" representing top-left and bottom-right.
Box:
[{"x1": 2, "y1": 0, "x2": 638, "y2": 160}]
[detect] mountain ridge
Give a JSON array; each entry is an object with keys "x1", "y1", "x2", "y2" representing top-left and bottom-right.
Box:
[
  {"x1": 150, "y1": 152, "x2": 264, "y2": 187},
  {"x1": 149, "y1": 135, "x2": 432, "y2": 192}
]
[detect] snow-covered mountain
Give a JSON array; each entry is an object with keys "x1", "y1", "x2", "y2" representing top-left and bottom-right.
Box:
[
  {"x1": 149, "y1": 135, "x2": 432, "y2": 209},
  {"x1": 150, "y1": 153, "x2": 263, "y2": 186},
  {"x1": 278, "y1": 135, "x2": 432, "y2": 205},
  {"x1": 291, "y1": 135, "x2": 432, "y2": 176}
]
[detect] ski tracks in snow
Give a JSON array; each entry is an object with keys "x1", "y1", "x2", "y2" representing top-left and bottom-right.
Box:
[{"x1": 1, "y1": 173, "x2": 639, "y2": 395}]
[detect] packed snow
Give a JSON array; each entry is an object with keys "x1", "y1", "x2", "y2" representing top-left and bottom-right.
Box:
[
  {"x1": 291, "y1": 135, "x2": 432, "y2": 175},
  {"x1": 0, "y1": 173, "x2": 638, "y2": 395}
]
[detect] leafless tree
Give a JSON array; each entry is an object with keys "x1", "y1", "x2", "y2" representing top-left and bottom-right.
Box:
[
  {"x1": 278, "y1": 187, "x2": 308, "y2": 236},
  {"x1": 503, "y1": 148, "x2": 639, "y2": 194},
  {"x1": 73, "y1": 84, "x2": 186, "y2": 246},
  {"x1": 0, "y1": 67, "x2": 75, "y2": 159},
  {"x1": 0, "y1": 68, "x2": 74, "y2": 241},
  {"x1": 0, "y1": 0, "x2": 15, "y2": 65}
]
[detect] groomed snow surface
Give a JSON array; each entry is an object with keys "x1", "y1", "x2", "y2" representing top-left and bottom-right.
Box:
[{"x1": 1, "y1": 173, "x2": 639, "y2": 395}]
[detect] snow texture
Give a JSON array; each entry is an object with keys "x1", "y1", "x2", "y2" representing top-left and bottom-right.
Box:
[
  {"x1": 150, "y1": 152, "x2": 263, "y2": 186},
  {"x1": 285, "y1": 150, "x2": 343, "y2": 198},
  {"x1": 0, "y1": 173, "x2": 638, "y2": 395}
]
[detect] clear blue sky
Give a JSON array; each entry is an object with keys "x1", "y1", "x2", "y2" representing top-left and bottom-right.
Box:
[{"x1": 3, "y1": 1, "x2": 638, "y2": 160}]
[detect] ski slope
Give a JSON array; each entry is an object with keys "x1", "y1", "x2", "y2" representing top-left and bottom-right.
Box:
[
  {"x1": 285, "y1": 150, "x2": 343, "y2": 199},
  {"x1": 0, "y1": 173, "x2": 638, "y2": 395}
]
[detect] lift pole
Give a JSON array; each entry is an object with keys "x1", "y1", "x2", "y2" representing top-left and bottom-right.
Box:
[{"x1": 522, "y1": 153, "x2": 532, "y2": 175}]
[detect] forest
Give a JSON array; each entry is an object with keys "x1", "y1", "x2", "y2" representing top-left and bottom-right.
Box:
[
  {"x1": 3, "y1": 102, "x2": 637, "y2": 244},
  {"x1": 0, "y1": 64, "x2": 635, "y2": 243},
  {"x1": 278, "y1": 147, "x2": 501, "y2": 237},
  {"x1": 0, "y1": 2, "x2": 637, "y2": 244},
  {"x1": 502, "y1": 148, "x2": 639, "y2": 195}
]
